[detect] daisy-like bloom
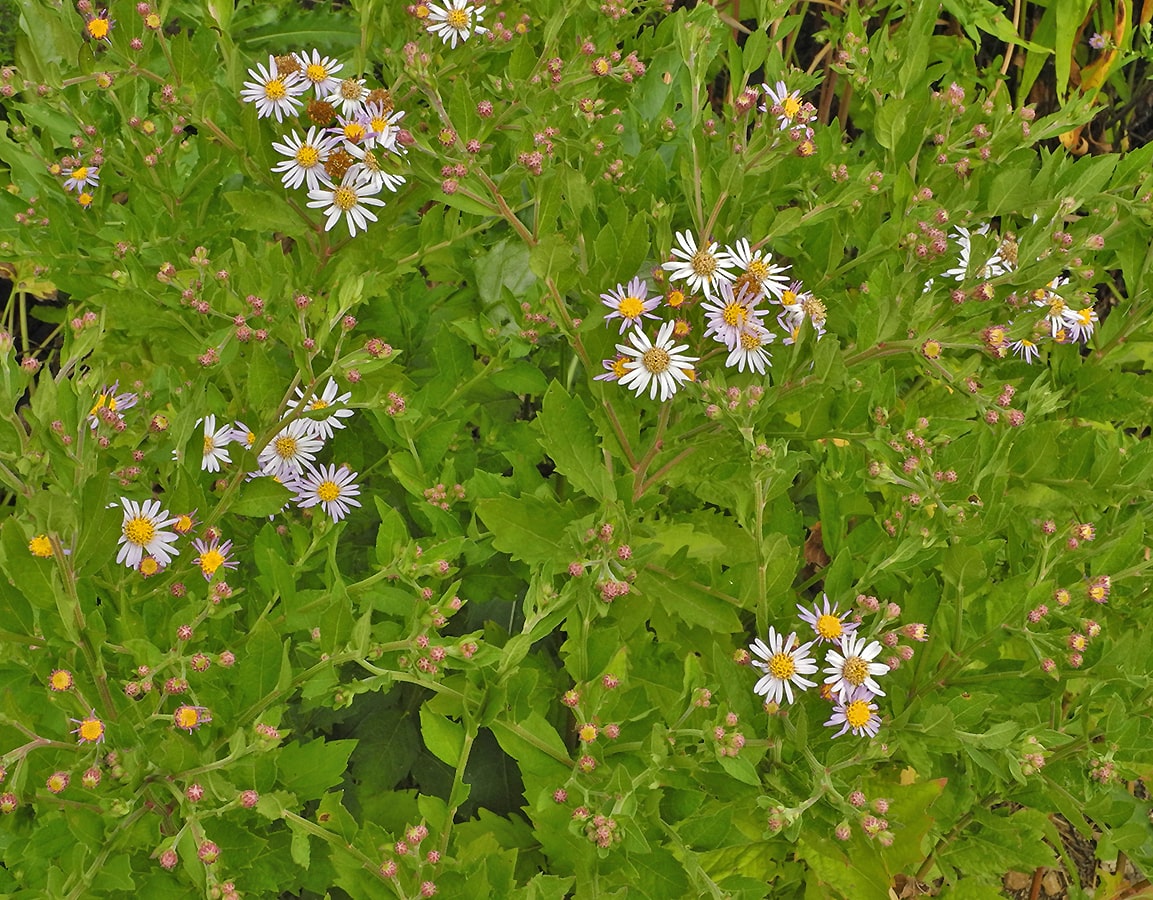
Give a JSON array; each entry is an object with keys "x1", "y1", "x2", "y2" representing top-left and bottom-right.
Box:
[
  {"x1": 825, "y1": 686, "x2": 882, "y2": 738},
  {"x1": 77, "y1": 191, "x2": 96, "y2": 209},
  {"x1": 600, "y1": 277, "x2": 661, "y2": 334},
  {"x1": 173, "y1": 705, "x2": 211, "y2": 733},
  {"x1": 295, "y1": 49, "x2": 344, "y2": 98},
  {"x1": 725, "y1": 324, "x2": 775, "y2": 374},
  {"x1": 29, "y1": 534, "x2": 53, "y2": 558},
  {"x1": 192, "y1": 537, "x2": 237, "y2": 581},
  {"x1": 331, "y1": 113, "x2": 369, "y2": 146},
  {"x1": 285, "y1": 377, "x2": 354, "y2": 440},
  {"x1": 594, "y1": 354, "x2": 630, "y2": 383},
  {"x1": 1063, "y1": 305, "x2": 1098, "y2": 343},
  {"x1": 662, "y1": 231, "x2": 735, "y2": 301},
  {"x1": 798, "y1": 594, "x2": 859, "y2": 644},
  {"x1": 291, "y1": 463, "x2": 362, "y2": 522},
  {"x1": 616, "y1": 321, "x2": 699, "y2": 402},
  {"x1": 88, "y1": 381, "x2": 137, "y2": 429},
  {"x1": 71, "y1": 711, "x2": 106, "y2": 744},
  {"x1": 760, "y1": 80, "x2": 805, "y2": 129},
  {"x1": 778, "y1": 289, "x2": 828, "y2": 345},
  {"x1": 426, "y1": 0, "x2": 489, "y2": 49},
  {"x1": 138, "y1": 556, "x2": 163, "y2": 578},
  {"x1": 200, "y1": 414, "x2": 234, "y2": 473},
  {"x1": 943, "y1": 225, "x2": 1012, "y2": 282},
  {"x1": 257, "y1": 418, "x2": 325, "y2": 480},
  {"x1": 63, "y1": 164, "x2": 100, "y2": 193},
  {"x1": 1010, "y1": 338, "x2": 1040, "y2": 364},
  {"x1": 701, "y1": 280, "x2": 768, "y2": 349},
  {"x1": 117, "y1": 498, "x2": 180, "y2": 569},
  {"x1": 725, "y1": 238, "x2": 791, "y2": 301},
  {"x1": 49, "y1": 669, "x2": 74, "y2": 692},
  {"x1": 361, "y1": 103, "x2": 405, "y2": 152},
  {"x1": 1031, "y1": 276, "x2": 1072, "y2": 337},
  {"x1": 271, "y1": 127, "x2": 339, "y2": 192},
  {"x1": 326, "y1": 76, "x2": 369, "y2": 118},
  {"x1": 231, "y1": 423, "x2": 256, "y2": 450},
  {"x1": 824, "y1": 633, "x2": 890, "y2": 702},
  {"x1": 240, "y1": 55, "x2": 305, "y2": 123},
  {"x1": 345, "y1": 142, "x2": 407, "y2": 195},
  {"x1": 171, "y1": 511, "x2": 197, "y2": 535},
  {"x1": 47, "y1": 772, "x2": 70, "y2": 794},
  {"x1": 306, "y1": 170, "x2": 387, "y2": 237},
  {"x1": 749, "y1": 627, "x2": 819, "y2": 706},
  {"x1": 84, "y1": 9, "x2": 114, "y2": 42}
]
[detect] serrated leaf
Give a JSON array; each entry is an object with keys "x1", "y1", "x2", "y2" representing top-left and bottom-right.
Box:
[
  {"x1": 233, "y1": 477, "x2": 293, "y2": 517},
  {"x1": 536, "y1": 382, "x2": 615, "y2": 502}
]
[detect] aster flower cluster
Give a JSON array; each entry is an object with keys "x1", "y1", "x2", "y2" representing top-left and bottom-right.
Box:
[
  {"x1": 597, "y1": 231, "x2": 828, "y2": 401},
  {"x1": 748, "y1": 594, "x2": 923, "y2": 739},
  {"x1": 240, "y1": 51, "x2": 408, "y2": 236},
  {"x1": 256, "y1": 378, "x2": 363, "y2": 522},
  {"x1": 759, "y1": 80, "x2": 818, "y2": 155},
  {"x1": 927, "y1": 223, "x2": 1103, "y2": 364}
]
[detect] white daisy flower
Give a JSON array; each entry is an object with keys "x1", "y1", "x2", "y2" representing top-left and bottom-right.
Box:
[
  {"x1": 662, "y1": 230, "x2": 735, "y2": 301},
  {"x1": 116, "y1": 497, "x2": 180, "y2": 569},
  {"x1": 796, "y1": 594, "x2": 859, "y2": 644},
  {"x1": 1063, "y1": 305, "x2": 1098, "y2": 343},
  {"x1": 601, "y1": 277, "x2": 661, "y2": 334},
  {"x1": 258, "y1": 418, "x2": 325, "y2": 480},
  {"x1": 240, "y1": 55, "x2": 305, "y2": 123},
  {"x1": 345, "y1": 143, "x2": 407, "y2": 194},
  {"x1": 361, "y1": 103, "x2": 405, "y2": 152},
  {"x1": 63, "y1": 164, "x2": 100, "y2": 193},
  {"x1": 750, "y1": 627, "x2": 819, "y2": 706},
  {"x1": 330, "y1": 113, "x2": 370, "y2": 147},
  {"x1": 701, "y1": 280, "x2": 768, "y2": 349},
  {"x1": 823, "y1": 633, "x2": 890, "y2": 702},
  {"x1": 1010, "y1": 338, "x2": 1041, "y2": 363},
  {"x1": 1030, "y1": 276, "x2": 1071, "y2": 337},
  {"x1": 200, "y1": 414, "x2": 234, "y2": 473},
  {"x1": 426, "y1": 0, "x2": 488, "y2": 49},
  {"x1": 271, "y1": 127, "x2": 339, "y2": 191},
  {"x1": 724, "y1": 237, "x2": 791, "y2": 300},
  {"x1": 306, "y1": 170, "x2": 387, "y2": 237},
  {"x1": 616, "y1": 321, "x2": 699, "y2": 402},
  {"x1": 825, "y1": 686, "x2": 882, "y2": 738},
  {"x1": 326, "y1": 77, "x2": 369, "y2": 118},
  {"x1": 725, "y1": 324, "x2": 775, "y2": 374},
  {"x1": 760, "y1": 80, "x2": 806, "y2": 130},
  {"x1": 231, "y1": 421, "x2": 257, "y2": 450},
  {"x1": 942, "y1": 225, "x2": 1011, "y2": 282},
  {"x1": 778, "y1": 287, "x2": 828, "y2": 345},
  {"x1": 285, "y1": 377, "x2": 354, "y2": 440},
  {"x1": 294, "y1": 49, "x2": 344, "y2": 98},
  {"x1": 291, "y1": 463, "x2": 362, "y2": 522}
]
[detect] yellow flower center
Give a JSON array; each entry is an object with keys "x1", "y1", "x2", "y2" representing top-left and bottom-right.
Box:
[
  {"x1": 174, "y1": 514, "x2": 194, "y2": 533},
  {"x1": 842, "y1": 656, "x2": 869, "y2": 686},
  {"x1": 611, "y1": 356, "x2": 629, "y2": 378},
  {"x1": 844, "y1": 699, "x2": 872, "y2": 729},
  {"x1": 295, "y1": 145, "x2": 320, "y2": 167},
  {"x1": 145, "y1": 12, "x2": 160, "y2": 28},
  {"x1": 265, "y1": 78, "x2": 288, "y2": 101},
  {"x1": 72, "y1": 166, "x2": 89, "y2": 181},
  {"x1": 1089, "y1": 585, "x2": 1106, "y2": 601},
  {"x1": 306, "y1": 63, "x2": 329, "y2": 83},
  {"x1": 87, "y1": 18, "x2": 110, "y2": 39},
  {"x1": 359, "y1": 149, "x2": 382, "y2": 173},
  {"x1": 781, "y1": 289, "x2": 797, "y2": 305},
  {"x1": 275, "y1": 435, "x2": 299, "y2": 459},
  {"x1": 579, "y1": 724, "x2": 597, "y2": 742},
  {"x1": 343, "y1": 122, "x2": 366, "y2": 142},
  {"x1": 370, "y1": 115, "x2": 388, "y2": 133},
  {"x1": 1076, "y1": 308, "x2": 1092, "y2": 325},
  {"x1": 739, "y1": 330, "x2": 762, "y2": 351},
  {"x1": 309, "y1": 398, "x2": 330, "y2": 410},
  {"x1": 446, "y1": 8, "x2": 470, "y2": 28},
  {"x1": 673, "y1": 320, "x2": 691, "y2": 338},
  {"x1": 333, "y1": 186, "x2": 358, "y2": 211},
  {"x1": 988, "y1": 327, "x2": 1005, "y2": 343},
  {"x1": 802, "y1": 296, "x2": 827, "y2": 325},
  {"x1": 1048, "y1": 298, "x2": 1066, "y2": 317},
  {"x1": 641, "y1": 347, "x2": 671, "y2": 374},
  {"x1": 199, "y1": 548, "x2": 225, "y2": 576},
  {"x1": 316, "y1": 480, "x2": 341, "y2": 503},
  {"x1": 748, "y1": 259, "x2": 769, "y2": 280},
  {"x1": 50, "y1": 670, "x2": 74, "y2": 690},
  {"x1": 29, "y1": 535, "x2": 53, "y2": 557},
  {"x1": 767, "y1": 652, "x2": 796, "y2": 680},
  {"x1": 175, "y1": 707, "x2": 201, "y2": 729},
  {"x1": 77, "y1": 718, "x2": 104, "y2": 742},
  {"x1": 415, "y1": 3, "x2": 430, "y2": 17},
  {"x1": 618, "y1": 296, "x2": 644, "y2": 318},
  {"x1": 78, "y1": 192, "x2": 95, "y2": 208},
  {"x1": 721, "y1": 302, "x2": 747, "y2": 328},
  {"x1": 667, "y1": 290, "x2": 685, "y2": 308},
  {"x1": 140, "y1": 557, "x2": 160, "y2": 576},
  {"x1": 339, "y1": 78, "x2": 362, "y2": 100},
  {"x1": 48, "y1": 774, "x2": 67, "y2": 792},
  {"x1": 123, "y1": 515, "x2": 156, "y2": 547},
  {"x1": 204, "y1": 435, "x2": 215, "y2": 454},
  {"x1": 815, "y1": 614, "x2": 843, "y2": 640},
  {"x1": 690, "y1": 249, "x2": 717, "y2": 277},
  {"x1": 783, "y1": 96, "x2": 802, "y2": 119}
]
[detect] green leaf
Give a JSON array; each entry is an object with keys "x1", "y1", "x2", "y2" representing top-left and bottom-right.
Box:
[
  {"x1": 476, "y1": 494, "x2": 576, "y2": 568},
  {"x1": 420, "y1": 708, "x2": 465, "y2": 767},
  {"x1": 277, "y1": 739, "x2": 358, "y2": 800},
  {"x1": 536, "y1": 382, "x2": 615, "y2": 502},
  {"x1": 233, "y1": 477, "x2": 293, "y2": 517}
]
